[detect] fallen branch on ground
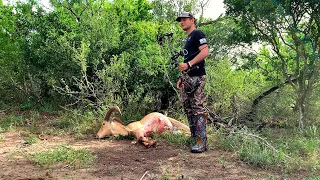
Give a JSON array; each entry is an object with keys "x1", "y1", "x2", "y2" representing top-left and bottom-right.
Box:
[
  {"x1": 140, "y1": 171, "x2": 149, "y2": 180},
  {"x1": 232, "y1": 131, "x2": 292, "y2": 159}
]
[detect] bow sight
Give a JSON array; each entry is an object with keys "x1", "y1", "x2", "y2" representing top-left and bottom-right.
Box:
[
  {"x1": 157, "y1": 32, "x2": 173, "y2": 45},
  {"x1": 157, "y1": 32, "x2": 200, "y2": 94},
  {"x1": 157, "y1": 32, "x2": 182, "y2": 67},
  {"x1": 157, "y1": 32, "x2": 199, "y2": 72}
]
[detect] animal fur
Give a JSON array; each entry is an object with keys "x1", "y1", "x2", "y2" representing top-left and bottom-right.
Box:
[{"x1": 96, "y1": 106, "x2": 190, "y2": 147}]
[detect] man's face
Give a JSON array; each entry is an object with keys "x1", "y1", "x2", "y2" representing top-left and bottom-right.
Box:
[{"x1": 180, "y1": 17, "x2": 193, "y2": 31}]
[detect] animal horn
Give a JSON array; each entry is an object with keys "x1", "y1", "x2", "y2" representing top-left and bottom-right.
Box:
[{"x1": 104, "y1": 106, "x2": 121, "y2": 121}]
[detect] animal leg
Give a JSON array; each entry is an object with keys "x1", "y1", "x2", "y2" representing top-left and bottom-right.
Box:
[
  {"x1": 139, "y1": 137, "x2": 156, "y2": 148},
  {"x1": 135, "y1": 130, "x2": 156, "y2": 148}
]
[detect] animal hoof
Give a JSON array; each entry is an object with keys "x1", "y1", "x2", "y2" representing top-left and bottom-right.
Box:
[
  {"x1": 147, "y1": 141, "x2": 157, "y2": 148},
  {"x1": 151, "y1": 141, "x2": 157, "y2": 148}
]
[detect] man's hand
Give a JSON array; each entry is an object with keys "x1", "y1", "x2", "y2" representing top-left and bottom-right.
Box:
[
  {"x1": 179, "y1": 63, "x2": 189, "y2": 71},
  {"x1": 177, "y1": 78, "x2": 182, "y2": 89}
]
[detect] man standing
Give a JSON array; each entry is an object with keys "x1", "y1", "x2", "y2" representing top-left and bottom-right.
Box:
[{"x1": 176, "y1": 12, "x2": 209, "y2": 153}]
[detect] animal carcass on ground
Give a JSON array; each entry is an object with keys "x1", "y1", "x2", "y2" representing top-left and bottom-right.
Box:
[{"x1": 96, "y1": 106, "x2": 190, "y2": 147}]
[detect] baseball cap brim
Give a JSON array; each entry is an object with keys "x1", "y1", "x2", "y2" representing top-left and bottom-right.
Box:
[{"x1": 176, "y1": 12, "x2": 194, "y2": 22}]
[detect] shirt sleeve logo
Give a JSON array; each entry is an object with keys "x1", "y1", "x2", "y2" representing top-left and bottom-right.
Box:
[{"x1": 199, "y1": 38, "x2": 207, "y2": 45}]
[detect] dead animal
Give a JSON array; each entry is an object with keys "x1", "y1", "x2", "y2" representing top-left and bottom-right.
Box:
[{"x1": 96, "y1": 106, "x2": 190, "y2": 147}]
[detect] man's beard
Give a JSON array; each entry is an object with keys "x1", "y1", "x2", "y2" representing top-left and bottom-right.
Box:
[{"x1": 183, "y1": 25, "x2": 191, "y2": 31}]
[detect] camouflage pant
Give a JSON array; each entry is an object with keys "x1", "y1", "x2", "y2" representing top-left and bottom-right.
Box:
[
  {"x1": 181, "y1": 75, "x2": 206, "y2": 117},
  {"x1": 181, "y1": 75, "x2": 207, "y2": 141}
]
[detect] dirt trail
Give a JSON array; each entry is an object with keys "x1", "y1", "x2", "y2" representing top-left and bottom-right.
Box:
[{"x1": 0, "y1": 131, "x2": 293, "y2": 180}]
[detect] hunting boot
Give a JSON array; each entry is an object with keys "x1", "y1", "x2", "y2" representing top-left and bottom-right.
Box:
[
  {"x1": 187, "y1": 115, "x2": 197, "y2": 147},
  {"x1": 191, "y1": 114, "x2": 208, "y2": 153}
]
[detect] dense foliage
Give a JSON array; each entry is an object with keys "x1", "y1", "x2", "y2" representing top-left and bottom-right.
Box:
[
  {"x1": 1, "y1": 1, "x2": 320, "y2": 176},
  {"x1": 0, "y1": 0, "x2": 319, "y2": 127}
]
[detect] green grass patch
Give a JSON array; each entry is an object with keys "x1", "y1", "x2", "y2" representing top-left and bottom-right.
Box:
[
  {"x1": 0, "y1": 108, "x2": 107, "y2": 139},
  {"x1": 0, "y1": 114, "x2": 24, "y2": 131},
  {"x1": 0, "y1": 111, "x2": 41, "y2": 132},
  {"x1": 304, "y1": 175, "x2": 320, "y2": 180},
  {"x1": 23, "y1": 135, "x2": 39, "y2": 145},
  {"x1": 214, "y1": 128, "x2": 288, "y2": 168},
  {"x1": 20, "y1": 131, "x2": 40, "y2": 145},
  {"x1": 53, "y1": 110, "x2": 101, "y2": 139},
  {"x1": 156, "y1": 132, "x2": 189, "y2": 145},
  {"x1": 213, "y1": 126, "x2": 320, "y2": 174},
  {"x1": 0, "y1": 133, "x2": 5, "y2": 142},
  {"x1": 27, "y1": 145, "x2": 95, "y2": 169}
]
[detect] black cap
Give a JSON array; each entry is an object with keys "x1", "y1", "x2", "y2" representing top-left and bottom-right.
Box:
[{"x1": 176, "y1": 12, "x2": 194, "y2": 22}]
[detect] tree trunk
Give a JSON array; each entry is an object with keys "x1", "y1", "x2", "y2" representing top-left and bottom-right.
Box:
[
  {"x1": 246, "y1": 78, "x2": 297, "y2": 122},
  {"x1": 296, "y1": 88, "x2": 312, "y2": 129},
  {"x1": 298, "y1": 103, "x2": 304, "y2": 129}
]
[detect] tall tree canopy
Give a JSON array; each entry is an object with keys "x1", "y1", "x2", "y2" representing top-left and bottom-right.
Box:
[{"x1": 224, "y1": 0, "x2": 320, "y2": 128}]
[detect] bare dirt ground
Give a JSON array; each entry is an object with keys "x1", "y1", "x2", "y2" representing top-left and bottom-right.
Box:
[
  {"x1": 0, "y1": 112, "x2": 309, "y2": 180},
  {"x1": 0, "y1": 131, "x2": 306, "y2": 180}
]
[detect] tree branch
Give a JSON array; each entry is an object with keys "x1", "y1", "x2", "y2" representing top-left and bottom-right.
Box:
[
  {"x1": 198, "y1": 0, "x2": 210, "y2": 25},
  {"x1": 198, "y1": 14, "x2": 223, "y2": 27}
]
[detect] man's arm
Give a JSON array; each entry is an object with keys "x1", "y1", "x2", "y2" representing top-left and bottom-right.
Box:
[
  {"x1": 179, "y1": 44, "x2": 209, "y2": 71},
  {"x1": 188, "y1": 44, "x2": 209, "y2": 67}
]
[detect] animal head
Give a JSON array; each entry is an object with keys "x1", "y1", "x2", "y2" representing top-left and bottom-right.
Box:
[{"x1": 96, "y1": 106, "x2": 122, "y2": 138}]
